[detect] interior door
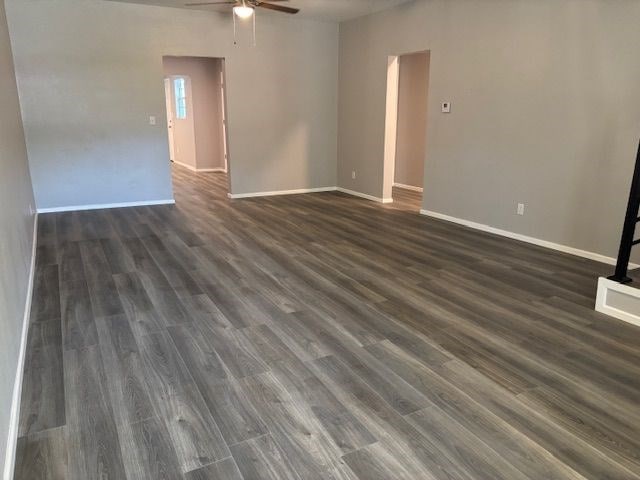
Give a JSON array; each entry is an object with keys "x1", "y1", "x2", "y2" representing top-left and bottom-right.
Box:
[{"x1": 164, "y1": 78, "x2": 176, "y2": 162}]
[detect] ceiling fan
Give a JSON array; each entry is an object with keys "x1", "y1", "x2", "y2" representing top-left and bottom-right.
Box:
[
  {"x1": 184, "y1": 0, "x2": 300, "y2": 16},
  {"x1": 185, "y1": 0, "x2": 299, "y2": 45}
]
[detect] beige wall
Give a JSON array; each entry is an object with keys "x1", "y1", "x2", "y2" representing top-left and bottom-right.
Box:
[
  {"x1": 394, "y1": 51, "x2": 429, "y2": 189},
  {"x1": 0, "y1": 0, "x2": 36, "y2": 476},
  {"x1": 163, "y1": 56, "x2": 226, "y2": 171},
  {"x1": 6, "y1": 0, "x2": 338, "y2": 208},
  {"x1": 338, "y1": 0, "x2": 640, "y2": 260}
]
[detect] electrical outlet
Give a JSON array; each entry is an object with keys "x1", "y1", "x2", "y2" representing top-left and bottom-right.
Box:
[
  {"x1": 149, "y1": 115, "x2": 157, "y2": 125},
  {"x1": 517, "y1": 203, "x2": 525, "y2": 216},
  {"x1": 352, "y1": 171, "x2": 356, "y2": 179}
]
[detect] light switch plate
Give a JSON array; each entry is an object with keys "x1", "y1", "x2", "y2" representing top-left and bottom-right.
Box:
[{"x1": 441, "y1": 102, "x2": 451, "y2": 113}]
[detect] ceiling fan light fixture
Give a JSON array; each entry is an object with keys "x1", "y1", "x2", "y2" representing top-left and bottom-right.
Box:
[{"x1": 233, "y1": 4, "x2": 254, "y2": 18}]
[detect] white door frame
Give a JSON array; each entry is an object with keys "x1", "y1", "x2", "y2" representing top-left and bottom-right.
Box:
[
  {"x1": 164, "y1": 77, "x2": 176, "y2": 162},
  {"x1": 219, "y1": 59, "x2": 233, "y2": 194},
  {"x1": 382, "y1": 55, "x2": 400, "y2": 202},
  {"x1": 220, "y1": 61, "x2": 229, "y2": 173}
]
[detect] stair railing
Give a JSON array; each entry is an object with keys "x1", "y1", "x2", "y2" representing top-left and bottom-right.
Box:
[{"x1": 609, "y1": 140, "x2": 640, "y2": 283}]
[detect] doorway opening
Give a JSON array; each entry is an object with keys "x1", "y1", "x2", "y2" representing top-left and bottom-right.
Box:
[
  {"x1": 162, "y1": 56, "x2": 230, "y2": 193},
  {"x1": 382, "y1": 51, "x2": 430, "y2": 211}
]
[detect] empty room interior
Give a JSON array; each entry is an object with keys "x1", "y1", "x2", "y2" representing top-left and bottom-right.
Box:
[{"x1": 2, "y1": 0, "x2": 640, "y2": 479}]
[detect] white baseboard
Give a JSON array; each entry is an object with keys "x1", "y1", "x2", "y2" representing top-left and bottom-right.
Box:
[
  {"x1": 226, "y1": 186, "x2": 395, "y2": 203},
  {"x1": 393, "y1": 182, "x2": 423, "y2": 193},
  {"x1": 171, "y1": 160, "x2": 197, "y2": 171},
  {"x1": 4, "y1": 214, "x2": 38, "y2": 480},
  {"x1": 595, "y1": 277, "x2": 640, "y2": 327},
  {"x1": 37, "y1": 199, "x2": 175, "y2": 213},
  {"x1": 420, "y1": 209, "x2": 634, "y2": 267},
  {"x1": 336, "y1": 187, "x2": 393, "y2": 204},
  {"x1": 171, "y1": 161, "x2": 225, "y2": 173},
  {"x1": 228, "y1": 187, "x2": 336, "y2": 199},
  {"x1": 226, "y1": 185, "x2": 397, "y2": 204}
]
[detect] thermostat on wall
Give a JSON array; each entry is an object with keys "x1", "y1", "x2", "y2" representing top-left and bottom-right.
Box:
[{"x1": 441, "y1": 102, "x2": 451, "y2": 113}]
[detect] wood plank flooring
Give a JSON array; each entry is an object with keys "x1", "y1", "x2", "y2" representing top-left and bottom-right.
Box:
[
  {"x1": 14, "y1": 164, "x2": 640, "y2": 479},
  {"x1": 391, "y1": 185, "x2": 422, "y2": 211}
]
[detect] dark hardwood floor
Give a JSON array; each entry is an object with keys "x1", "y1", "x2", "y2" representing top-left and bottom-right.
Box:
[
  {"x1": 14, "y1": 164, "x2": 640, "y2": 479},
  {"x1": 391, "y1": 185, "x2": 422, "y2": 211}
]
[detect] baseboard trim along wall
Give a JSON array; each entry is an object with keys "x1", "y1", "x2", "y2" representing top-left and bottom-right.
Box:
[
  {"x1": 393, "y1": 182, "x2": 423, "y2": 193},
  {"x1": 171, "y1": 160, "x2": 226, "y2": 173},
  {"x1": 4, "y1": 215, "x2": 38, "y2": 480},
  {"x1": 420, "y1": 209, "x2": 634, "y2": 267},
  {"x1": 171, "y1": 160, "x2": 196, "y2": 171},
  {"x1": 35, "y1": 186, "x2": 395, "y2": 211},
  {"x1": 37, "y1": 199, "x2": 176, "y2": 213},
  {"x1": 228, "y1": 187, "x2": 337, "y2": 199},
  {"x1": 336, "y1": 187, "x2": 393, "y2": 204},
  {"x1": 228, "y1": 186, "x2": 393, "y2": 203},
  {"x1": 595, "y1": 277, "x2": 640, "y2": 327}
]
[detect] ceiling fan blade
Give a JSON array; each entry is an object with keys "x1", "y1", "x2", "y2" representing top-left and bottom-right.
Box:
[
  {"x1": 184, "y1": 1, "x2": 237, "y2": 6},
  {"x1": 255, "y1": 2, "x2": 299, "y2": 14}
]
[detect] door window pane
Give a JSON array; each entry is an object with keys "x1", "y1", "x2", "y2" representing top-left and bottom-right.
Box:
[{"x1": 174, "y1": 77, "x2": 187, "y2": 119}]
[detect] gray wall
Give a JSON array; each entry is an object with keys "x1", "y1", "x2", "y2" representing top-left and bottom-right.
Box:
[
  {"x1": 0, "y1": 0, "x2": 36, "y2": 475},
  {"x1": 163, "y1": 56, "x2": 226, "y2": 171},
  {"x1": 338, "y1": 0, "x2": 640, "y2": 259},
  {"x1": 6, "y1": 0, "x2": 338, "y2": 208},
  {"x1": 394, "y1": 51, "x2": 429, "y2": 189}
]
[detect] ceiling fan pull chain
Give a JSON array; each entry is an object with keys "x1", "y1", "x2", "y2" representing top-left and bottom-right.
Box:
[
  {"x1": 252, "y1": 9, "x2": 256, "y2": 47},
  {"x1": 233, "y1": 11, "x2": 237, "y2": 45}
]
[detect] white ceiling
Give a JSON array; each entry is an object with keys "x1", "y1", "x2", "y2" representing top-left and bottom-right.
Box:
[{"x1": 106, "y1": 0, "x2": 414, "y2": 22}]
